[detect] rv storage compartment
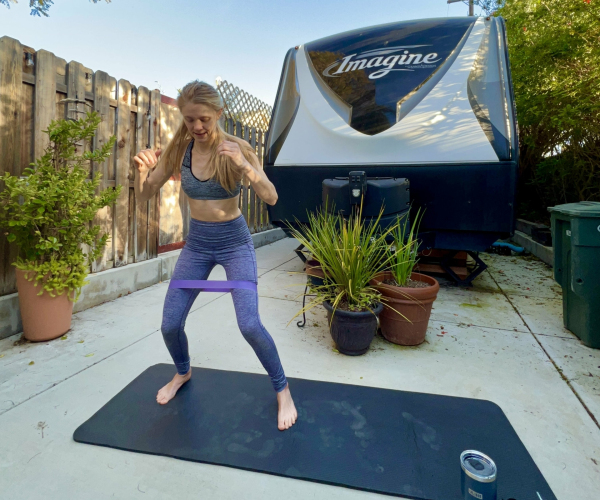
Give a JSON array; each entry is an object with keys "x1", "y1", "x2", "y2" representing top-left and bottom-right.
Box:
[{"x1": 322, "y1": 174, "x2": 409, "y2": 232}]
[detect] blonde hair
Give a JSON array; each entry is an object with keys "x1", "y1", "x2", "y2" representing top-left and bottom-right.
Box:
[{"x1": 160, "y1": 80, "x2": 254, "y2": 192}]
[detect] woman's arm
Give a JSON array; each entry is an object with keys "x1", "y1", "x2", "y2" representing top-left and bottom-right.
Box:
[
  {"x1": 241, "y1": 152, "x2": 278, "y2": 206},
  {"x1": 133, "y1": 149, "x2": 172, "y2": 203},
  {"x1": 217, "y1": 141, "x2": 278, "y2": 206}
]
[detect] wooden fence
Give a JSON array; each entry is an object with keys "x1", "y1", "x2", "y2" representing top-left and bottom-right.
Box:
[{"x1": 0, "y1": 36, "x2": 271, "y2": 298}]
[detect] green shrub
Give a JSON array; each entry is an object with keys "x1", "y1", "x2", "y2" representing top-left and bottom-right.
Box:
[
  {"x1": 0, "y1": 112, "x2": 120, "y2": 300},
  {"x1": 496, "y1": 0, "x2": 600, "y2": 217}
]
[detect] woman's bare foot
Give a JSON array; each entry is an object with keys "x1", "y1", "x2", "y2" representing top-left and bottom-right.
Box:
[
  {"x1": 156, "y1": 369, "x2": 191, "y2": 405},
  {"x1": 277, "y1": 384, "x2": 297, "y2": 431}
]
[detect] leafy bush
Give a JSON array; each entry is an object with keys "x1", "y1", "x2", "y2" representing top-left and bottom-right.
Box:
[
  {"x1": 496, "y1": 0, "x2": 600, "y2": 218},
  {"x1": 0, "y1": 112, "x2": 120, "y2": 300}
]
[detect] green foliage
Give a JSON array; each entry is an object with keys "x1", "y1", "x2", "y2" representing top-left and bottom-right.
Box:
[
  {"x1": 0, "y1": 0, "x2": 110, "y2": 17},
  {"x1": 476, "y1": 0, "x2": 505, "y2": 15},
  {"x1": 529, "y1": 151, "x2": 595, "y2": 219},
  {"x1": 0, "y1": 112, "x2": 120, "y2": 300},
  {"x1": 464, "y1": 0, "x2": 506, "y2": 16},
  {"x1": 286, "y1": 202, "x2": 400, "y2": 321},
  {"x1": 388, "y1": 209, "x2": 423, "y2": 287},
  {"x1": 496, "y1": 0, "x2": 600, "y2": 218}
]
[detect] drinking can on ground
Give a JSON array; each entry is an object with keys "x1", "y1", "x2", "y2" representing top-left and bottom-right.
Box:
[{"x1": 460, "y1": 450, "x2": 497, "y2": 500}]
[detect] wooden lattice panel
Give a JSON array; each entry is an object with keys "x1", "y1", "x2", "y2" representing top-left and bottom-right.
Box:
[{"x1": 216, "y1": 79, "x2": 272, "y2": 131}]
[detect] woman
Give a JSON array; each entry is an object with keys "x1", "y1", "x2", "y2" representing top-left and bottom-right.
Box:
[{"x1": 133, "y1": 81, "x2": 297, "y2": 431}]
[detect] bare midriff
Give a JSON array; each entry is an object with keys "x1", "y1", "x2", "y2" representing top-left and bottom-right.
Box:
[{"x1": 188, "y1": 196, "x2": 242, "y2": 222}]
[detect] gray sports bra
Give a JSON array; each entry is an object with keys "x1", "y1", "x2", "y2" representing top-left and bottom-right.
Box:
[{"x1": 180, "y1": 140, "x2": 242, "y2": 200}]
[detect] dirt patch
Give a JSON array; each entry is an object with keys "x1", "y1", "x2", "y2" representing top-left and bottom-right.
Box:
[
  {"x1": 382, "y1": 278, "x2": 431, "y2": 289},
  {"x1": 330, "y1": 298, "x2": 378, "y2": 313},
  {"x1": 13, "y1": 336, "x2": 30, "y2": 347}
]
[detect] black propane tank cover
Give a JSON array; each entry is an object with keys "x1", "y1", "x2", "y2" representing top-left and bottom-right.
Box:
[
  {"x1": 322, "y1": 176, "x2": 410, "y2": 219},
  {"x1": 349, "y1": 171, "x2": 367, "y2": 203},
  {"x1": 322, "y1": 178, "x2": 351, "y2": 215}
]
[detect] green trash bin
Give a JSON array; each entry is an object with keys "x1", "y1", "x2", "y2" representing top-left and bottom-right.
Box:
[{"x1": 549, "y1": 201, "x2": 600, "y2": 348}]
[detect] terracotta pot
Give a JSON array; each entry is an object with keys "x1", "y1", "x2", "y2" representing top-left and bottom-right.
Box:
[
  {"x1": 305, "y1": 259, "x2": 325, "y2": 287},
  {"x1": 323, "y1": 301, "x2": 383, "y2": 356},
  {"x1": 371, "y1": 271, "x2": 439, "y2": 346},
  {"x1": 16, "y1": 269, "x2": 74, "y2": 342}
]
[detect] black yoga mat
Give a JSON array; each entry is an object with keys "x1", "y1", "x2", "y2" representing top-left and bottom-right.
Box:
[{"x1": 74, "y1": 364, "x2": 556, "y2": 500}]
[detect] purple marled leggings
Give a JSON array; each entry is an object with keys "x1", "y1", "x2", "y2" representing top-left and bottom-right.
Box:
[{"x1": 161, "y1": 215, "x2": 287, "y2": 392}]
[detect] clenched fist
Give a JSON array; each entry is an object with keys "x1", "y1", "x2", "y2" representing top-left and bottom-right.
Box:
[
  {"x1": 216, "y1": 140, "x2": 251, "y2": 175},
  {"x1": 134, "y1": 149, "x2": 162, "y2": 174}
]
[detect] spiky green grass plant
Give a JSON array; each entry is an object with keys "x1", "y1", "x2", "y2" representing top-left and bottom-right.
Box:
[
  {"x1": 388, "y1": 209, "x2": 423, "y2": 287},
  {"x1": 286, "y1": 200, "x2": 403, "y2": 324}
]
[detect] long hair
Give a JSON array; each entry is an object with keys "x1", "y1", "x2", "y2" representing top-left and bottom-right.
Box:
[{"x1": 160, "y1": 80, "x2": 254, "y2": 192}]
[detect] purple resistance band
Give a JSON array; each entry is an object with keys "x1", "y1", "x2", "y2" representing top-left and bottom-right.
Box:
[{"x1": 168, "y1": 280, "x2": 257, "y2": 293}]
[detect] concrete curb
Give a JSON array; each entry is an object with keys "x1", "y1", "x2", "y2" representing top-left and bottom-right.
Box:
[
  {"x1": 0, "y1": 228, "x2": 287, "y2": 340},
  {"x1": 512, "y1": 230, "x2": 554, "y2": 267}
]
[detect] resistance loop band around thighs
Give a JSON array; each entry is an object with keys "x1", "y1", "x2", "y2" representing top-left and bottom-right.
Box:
[{"x1": 168, "y1": 280, "x2": 257, "y2": 293}]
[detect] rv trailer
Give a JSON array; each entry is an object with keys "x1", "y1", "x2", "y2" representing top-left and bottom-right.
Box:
[{"x1": 264, "y1": 16, "x2": 518, "y2": 261}]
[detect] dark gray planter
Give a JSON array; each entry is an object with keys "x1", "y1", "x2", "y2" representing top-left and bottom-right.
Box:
[{"x1": 323, "y1": 301, "x2": 383, "y2": 356}]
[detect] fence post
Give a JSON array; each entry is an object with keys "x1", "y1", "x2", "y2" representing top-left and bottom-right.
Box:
[
  {"x1": 257, "y1": 129, "x2": 268, "y2": 232},
  {"x1": 134, "y1": 86, "x2": 150, "y2": 262},
  {"x1": 263, "y1": 131, "x2": 271, "y2": 229},
  {"x1": 0, "y1": 36, "x2": 23, "y2": 295},
  {"x1": 243, "y1": 124, "x2": 251, "y2": 227},
  {"x1": 114, "y1": 79, "x2": 132, "y2": 267},
  {"x1": 66, "y1": 61, "x2": 86, "y2": 123},
  {"x1": 33, "y1": 50, "x2": 56, "y2": 159},
  {"x1": 92, "y1": 70, "x2": 113, "y2": 272},
  {"x1": 147, "y1": 89, "x2": 160, "y2": 259},
  {"x1": 248, "y1": 127, "x2": 257, "y2": 233},
  {"x1": 66, "y1": 61, "x2": 93, "y2": 266}
]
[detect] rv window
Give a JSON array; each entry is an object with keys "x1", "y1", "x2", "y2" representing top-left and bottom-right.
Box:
[{"x1": 305, "y1": 18, "x2": 476, "y2": 136}]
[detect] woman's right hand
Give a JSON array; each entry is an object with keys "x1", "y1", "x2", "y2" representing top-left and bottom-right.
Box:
[{"x1": 133, "y1": 149, "x2": 161, "y2": 174}]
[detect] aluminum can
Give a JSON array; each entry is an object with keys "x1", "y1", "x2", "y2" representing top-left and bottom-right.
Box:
[{"x1": 460, "y1": 450, "x2": 497, "y2": 500}]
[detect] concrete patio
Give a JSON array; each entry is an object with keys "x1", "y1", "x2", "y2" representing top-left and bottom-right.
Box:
[{"x1": 0, "y1": 237, "x2": 598, "y2": 499}]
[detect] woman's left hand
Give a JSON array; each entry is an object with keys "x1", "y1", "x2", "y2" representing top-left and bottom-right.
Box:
[{"x1": 217, "y1": 140, "x2": 251, "y2": 173}]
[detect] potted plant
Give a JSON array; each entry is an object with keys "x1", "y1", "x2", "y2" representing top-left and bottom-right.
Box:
[
  {"x1": 304, "y1": 258, "x2": 325, "y2": 288},
  {"x1": 288, "y1": 203, "x2": 399, "y2": 355},
  {"x1": 371, "y1": 210, "x2": 439, "y2": 346},
  {"x1": 300, "y1": 207, "x2": 336, "y2": 289},
  {"x1": 0, "y1": 112, "x2": 119, "y2": 342},
  {"x1": 295, "y1": 204, "x2": 338, "y2": 290}
]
